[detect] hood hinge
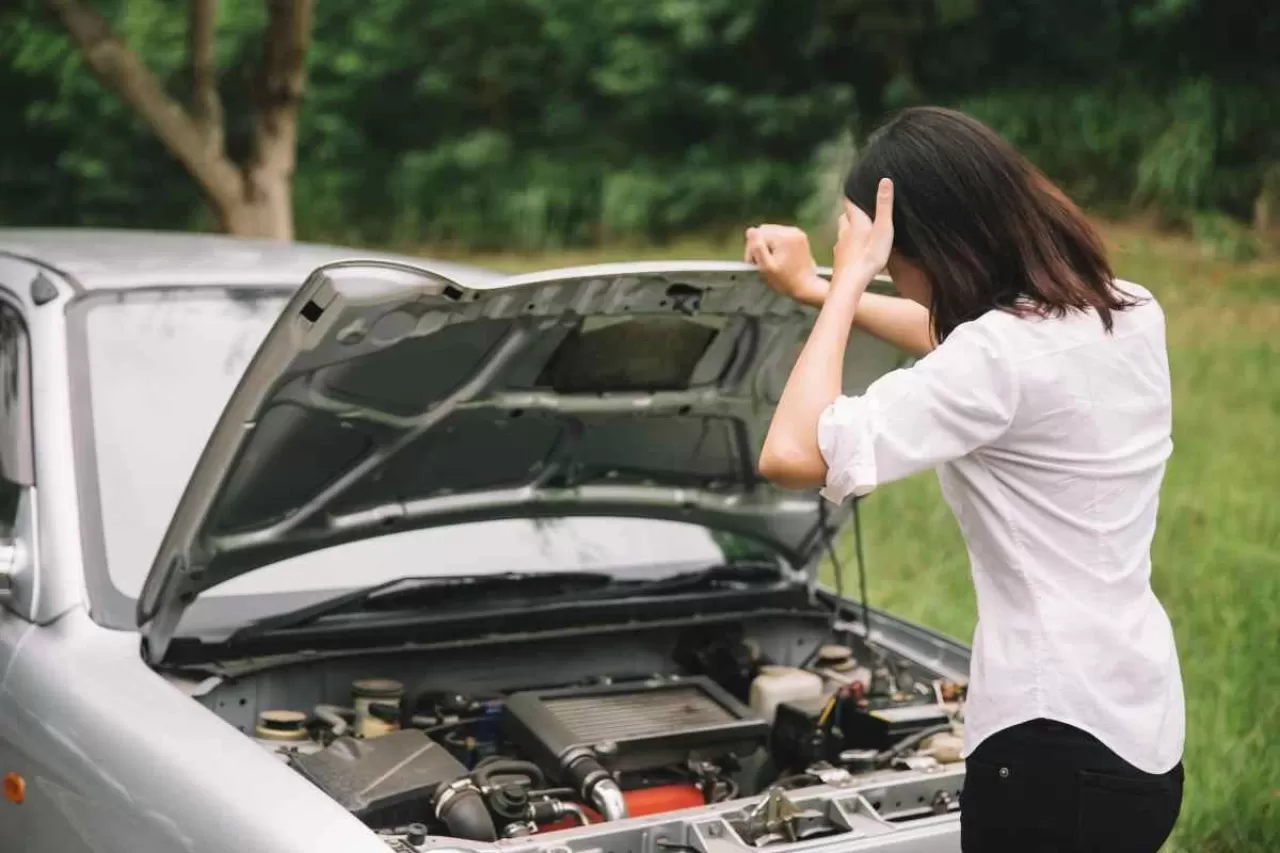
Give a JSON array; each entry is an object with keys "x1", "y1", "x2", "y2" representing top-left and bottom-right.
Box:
[{"x1": 140, "y1": 556, "x2": 192, "y2": 665}]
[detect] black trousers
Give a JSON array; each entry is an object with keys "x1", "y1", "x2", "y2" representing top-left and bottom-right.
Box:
[{"x1": 961, "y1": 718, "x2": 1184, "y2": 853}]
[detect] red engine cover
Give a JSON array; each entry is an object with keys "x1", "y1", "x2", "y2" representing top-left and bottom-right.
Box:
[{"x1": 536, "y1": 784, "x2": 705, "y2": 832}]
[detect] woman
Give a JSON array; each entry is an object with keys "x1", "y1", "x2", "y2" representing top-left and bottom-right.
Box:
[{"x1": 746, "y1": 107, "x2": 1184, "y2": 852}]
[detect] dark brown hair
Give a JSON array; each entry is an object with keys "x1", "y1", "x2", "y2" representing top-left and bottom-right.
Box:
[{"x1": 844, "y1": 107, "x2": 1137, "y2": 343}]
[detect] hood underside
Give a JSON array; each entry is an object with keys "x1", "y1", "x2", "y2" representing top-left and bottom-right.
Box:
[{"x1": 138, "y1": 260, "x2": 905, "y2": 659}]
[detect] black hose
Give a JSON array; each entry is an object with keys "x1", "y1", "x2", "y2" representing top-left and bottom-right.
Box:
[
  {"x1": 435, "y1": 782, "x2": 498, "y2": 842},
  {"x1": 529, "y1": 786, "x2": 578, "y2": 800},
  {"x1": 367, "y1": 701, "x2": 400, "y2": 723},
  {"x1": 564, "y1": 751, "x2": 627, "y2": 820},
  {"x1": 473, "y1": 759, "x2": 546, "y2": 789},
  {"x1": 474, "y1": 754, "x2": 520, "y2": 769},
  {"x1": 401, "y1": 685, "x2": 506, "y2": 729}
]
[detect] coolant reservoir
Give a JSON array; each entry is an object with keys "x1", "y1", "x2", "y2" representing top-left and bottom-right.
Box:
[
  {"x1": 351, "y1": 678, "x2": 404, "y2": 738},
  {"x1": 749, "y1": 665, "x2": 823, "y2": 723},
  {"x1": 812, "y1": 645, "x2": 872, "y2": 693}
]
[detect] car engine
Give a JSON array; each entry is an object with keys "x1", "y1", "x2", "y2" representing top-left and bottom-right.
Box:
[{"x1": 238, "y1": 634, "x2": 968, "y2": 847}]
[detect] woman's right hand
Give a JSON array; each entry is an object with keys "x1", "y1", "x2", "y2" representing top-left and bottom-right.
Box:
[{"x1": 744, "y1": 224, "x2": 830, "y2": 308}]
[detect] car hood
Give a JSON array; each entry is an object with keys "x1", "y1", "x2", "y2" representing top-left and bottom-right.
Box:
[{"x1": 138, "y1": 260, "x2": 906, "y2": 660}]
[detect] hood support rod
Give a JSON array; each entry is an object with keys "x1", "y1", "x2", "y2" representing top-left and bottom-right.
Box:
[{"x1": 817, "y1": 497, "x2": 873, "y2": 642}]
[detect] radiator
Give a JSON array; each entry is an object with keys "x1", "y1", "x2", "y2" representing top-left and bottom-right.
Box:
[{"x1": 503, "y1": 676, "x2": 769, "y2": 773}]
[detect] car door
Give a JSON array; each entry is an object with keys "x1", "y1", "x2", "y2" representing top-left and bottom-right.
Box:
[{"x1": 0, "y1": 282, "x2": 47, "y2": 848}]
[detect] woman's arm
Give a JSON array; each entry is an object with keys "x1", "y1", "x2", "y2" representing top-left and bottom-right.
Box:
[
  {"x1": 802, "y1": 279, "x2": 935, "y2": 358},
  {"x1": 757, "y1": 262, "x2": 866, "y2": 488},
  {"x1": 756, "y1": 184, "x2": 897, "y2": 488},
  {"x1": 751, "y1": 184, "x2": 1020, "y2": 498},
  {"x1": 855, "y1": 291, "x2": 935, "y2": 357},
  {"x1": 743, "y1": 226, "x2": 934, "y2": 358}
]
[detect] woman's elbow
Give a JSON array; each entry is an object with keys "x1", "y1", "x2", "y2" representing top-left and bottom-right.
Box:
[{"x1": 757, "y1": 441, "x2": 827, "y2": 489}]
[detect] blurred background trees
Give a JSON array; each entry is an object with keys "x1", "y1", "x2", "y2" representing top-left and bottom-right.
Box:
[{"x1": 2, "y1": 0, "x2": 1277, "y2": 250}]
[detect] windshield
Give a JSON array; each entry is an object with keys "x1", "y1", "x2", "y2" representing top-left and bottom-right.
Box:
[{"x1": 68, "y1": 287, "x2": 778, "y2": 632}]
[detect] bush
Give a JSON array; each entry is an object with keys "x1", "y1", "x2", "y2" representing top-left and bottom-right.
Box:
[{"x1": 1, "y1": 0, "x2": 1277, "y2": 248}]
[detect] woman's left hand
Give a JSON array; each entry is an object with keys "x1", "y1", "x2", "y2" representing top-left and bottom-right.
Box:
[{"x1": 833, "y1": 178, "x2": 895, "y2": 286}]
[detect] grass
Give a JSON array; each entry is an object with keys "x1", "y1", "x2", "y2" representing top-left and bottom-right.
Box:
[{"x1": 423, "y1": 223, "x2": 1280, "y2": 852}]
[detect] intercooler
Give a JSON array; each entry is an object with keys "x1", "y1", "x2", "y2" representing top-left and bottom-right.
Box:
[{"x1": 503, "y1": 676, "x2": 769, "y2": 773}]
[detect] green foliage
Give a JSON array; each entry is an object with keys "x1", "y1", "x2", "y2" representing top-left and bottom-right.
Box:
[
  {"x1": 0, "y1": 0, "x2": 199, "y2": 230},
  {"x1": 1136, "y1": 81, "x2": 1219, "y2": 214},
  {"x1": 1190, "y1": 212, "x2": 1255, "y2": 262},
  {"x1": 959, "y1": 86, "x2": 1168, "y2": 208},
  {"x1": 1, "y1": 0, "x2": 1278, "y2": 247}
]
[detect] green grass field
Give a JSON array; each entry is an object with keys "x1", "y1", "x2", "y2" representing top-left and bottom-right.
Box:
[{"x1": 435, "y1": 224, "x2": 1280, "y2": 852}]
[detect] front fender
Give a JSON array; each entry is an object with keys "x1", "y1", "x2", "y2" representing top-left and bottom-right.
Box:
[{"x1": 0, "y1": 607, "x2": 387, "y2": 853}]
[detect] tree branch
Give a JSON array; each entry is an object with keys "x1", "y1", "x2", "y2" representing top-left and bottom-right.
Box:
[
  {"x1": 250, "y1": 0, "x2": 316, "y2": 181},
  {"x1": 44, "y1": 0, "x2": 240, "y2": 208},
  {"x1": 188, "y1": 0, "x2": 224, "y2": 156}
]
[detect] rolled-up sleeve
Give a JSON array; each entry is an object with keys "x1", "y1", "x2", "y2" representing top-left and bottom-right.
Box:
[{"x1": 817, "y1": 319, "x2": 1020, "y2": 504}]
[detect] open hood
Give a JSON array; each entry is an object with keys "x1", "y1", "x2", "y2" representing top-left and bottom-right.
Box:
[{"x1": 138, "y1": 260, "x2": 906, "y2": 660}]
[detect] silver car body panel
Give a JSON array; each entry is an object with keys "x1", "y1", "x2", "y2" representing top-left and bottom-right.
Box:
[
  {"x1": 0, "y1": 230, "x2": 967, "y2": 853},
  {"x1": 0, "y1": 227, "x2": 500, "y2": 290},
  {"x1": 132, "y1": 258, "x2": 905, "y2": 661},
  {"x1": 0, "y1": 599, "x2": 968, "y2": 853},
  {"x1": 0, "y1": 252, "x2": 85, "y2": 626},
  {"x1": 0, "y1": 607, "x2": 388, "y2": 852}
]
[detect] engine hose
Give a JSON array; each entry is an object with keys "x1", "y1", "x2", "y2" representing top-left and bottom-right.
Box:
[
  {"x1": 875, "y1": 724, "x2": 955, "y2": 765},
  {"x1": 401, "y1": 685, "x2": 505, "y2": 729},
  {"x1": 557, "y1": 802, "x2": 590, "y2": 827},
  {"x1": 563, "y1": 750, "x2": 628, "y2": 821},
  {"x1": 529, "y1": 786, "x2": 578, "y2": 800},
  {"x1": 473, "y1": 759, "x2": 546, "y2": 790},
  {"x1": 367, "y1": 700, "x2": 400, "y2": 723},
  {"x1": 435, "y1": 780, "x2": 498, "y2": 842},
  {"x1": 526, "y1": 799, "x2": 590, "y2": 827}
]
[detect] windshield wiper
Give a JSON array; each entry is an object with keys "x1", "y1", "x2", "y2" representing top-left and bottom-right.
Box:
[
  {"x1": 223, "y1": 560, "x2": 784, "y2": 645},
  {"x1": 569, "y1": 559, "x2": 785, "y2": 602},
  {"x1": 224, "y1": 571, "x2": 615, "y2": 644}
]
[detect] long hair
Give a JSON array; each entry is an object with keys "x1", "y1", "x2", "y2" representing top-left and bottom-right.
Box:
[{"x1": 844, "y1": 107, "x2": 1137, "y2": 343}]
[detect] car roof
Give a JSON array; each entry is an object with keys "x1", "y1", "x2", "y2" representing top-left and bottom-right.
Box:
[{"x1": 0, "y1": 228, "x2": 499, "y2": 291}]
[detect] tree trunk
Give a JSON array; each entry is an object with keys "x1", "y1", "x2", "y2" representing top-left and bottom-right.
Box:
[
  {"x1": 1254, "y1": 164, "x2": 1280, "y2": 240},
  {"x1": 217, "y1": 174, "x2": 293, "y2": 240},
  {"x1": 45, "y1": 0, "x2": 314, "y2": 243}
]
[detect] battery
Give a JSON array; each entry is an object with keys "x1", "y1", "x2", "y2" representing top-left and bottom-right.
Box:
[
  {"x1": 838, "y1": 701, "x2": 950, "y2": 752},
  {"x1": 770, "y1": 696, "x2": 838, "y2": 771}
]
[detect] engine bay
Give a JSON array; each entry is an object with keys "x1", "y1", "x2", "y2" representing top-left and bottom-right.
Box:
[{"x1": 192, "y1": 615, "x2": 969, "y2": 850}]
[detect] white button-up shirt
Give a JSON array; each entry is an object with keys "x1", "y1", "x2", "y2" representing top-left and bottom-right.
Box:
[{"x1": 817, "y1": 282, "x2": 1184, "y2": 774}]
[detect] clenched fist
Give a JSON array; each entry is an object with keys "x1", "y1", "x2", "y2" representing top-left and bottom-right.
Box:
[{"x1": 743, "y1": 224, "x2": 830, "y2": 308}]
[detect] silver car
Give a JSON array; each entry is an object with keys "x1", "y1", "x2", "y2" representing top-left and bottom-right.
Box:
[{"x1": 0, "y1": 229, "x2": 972, "y2": 853}]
